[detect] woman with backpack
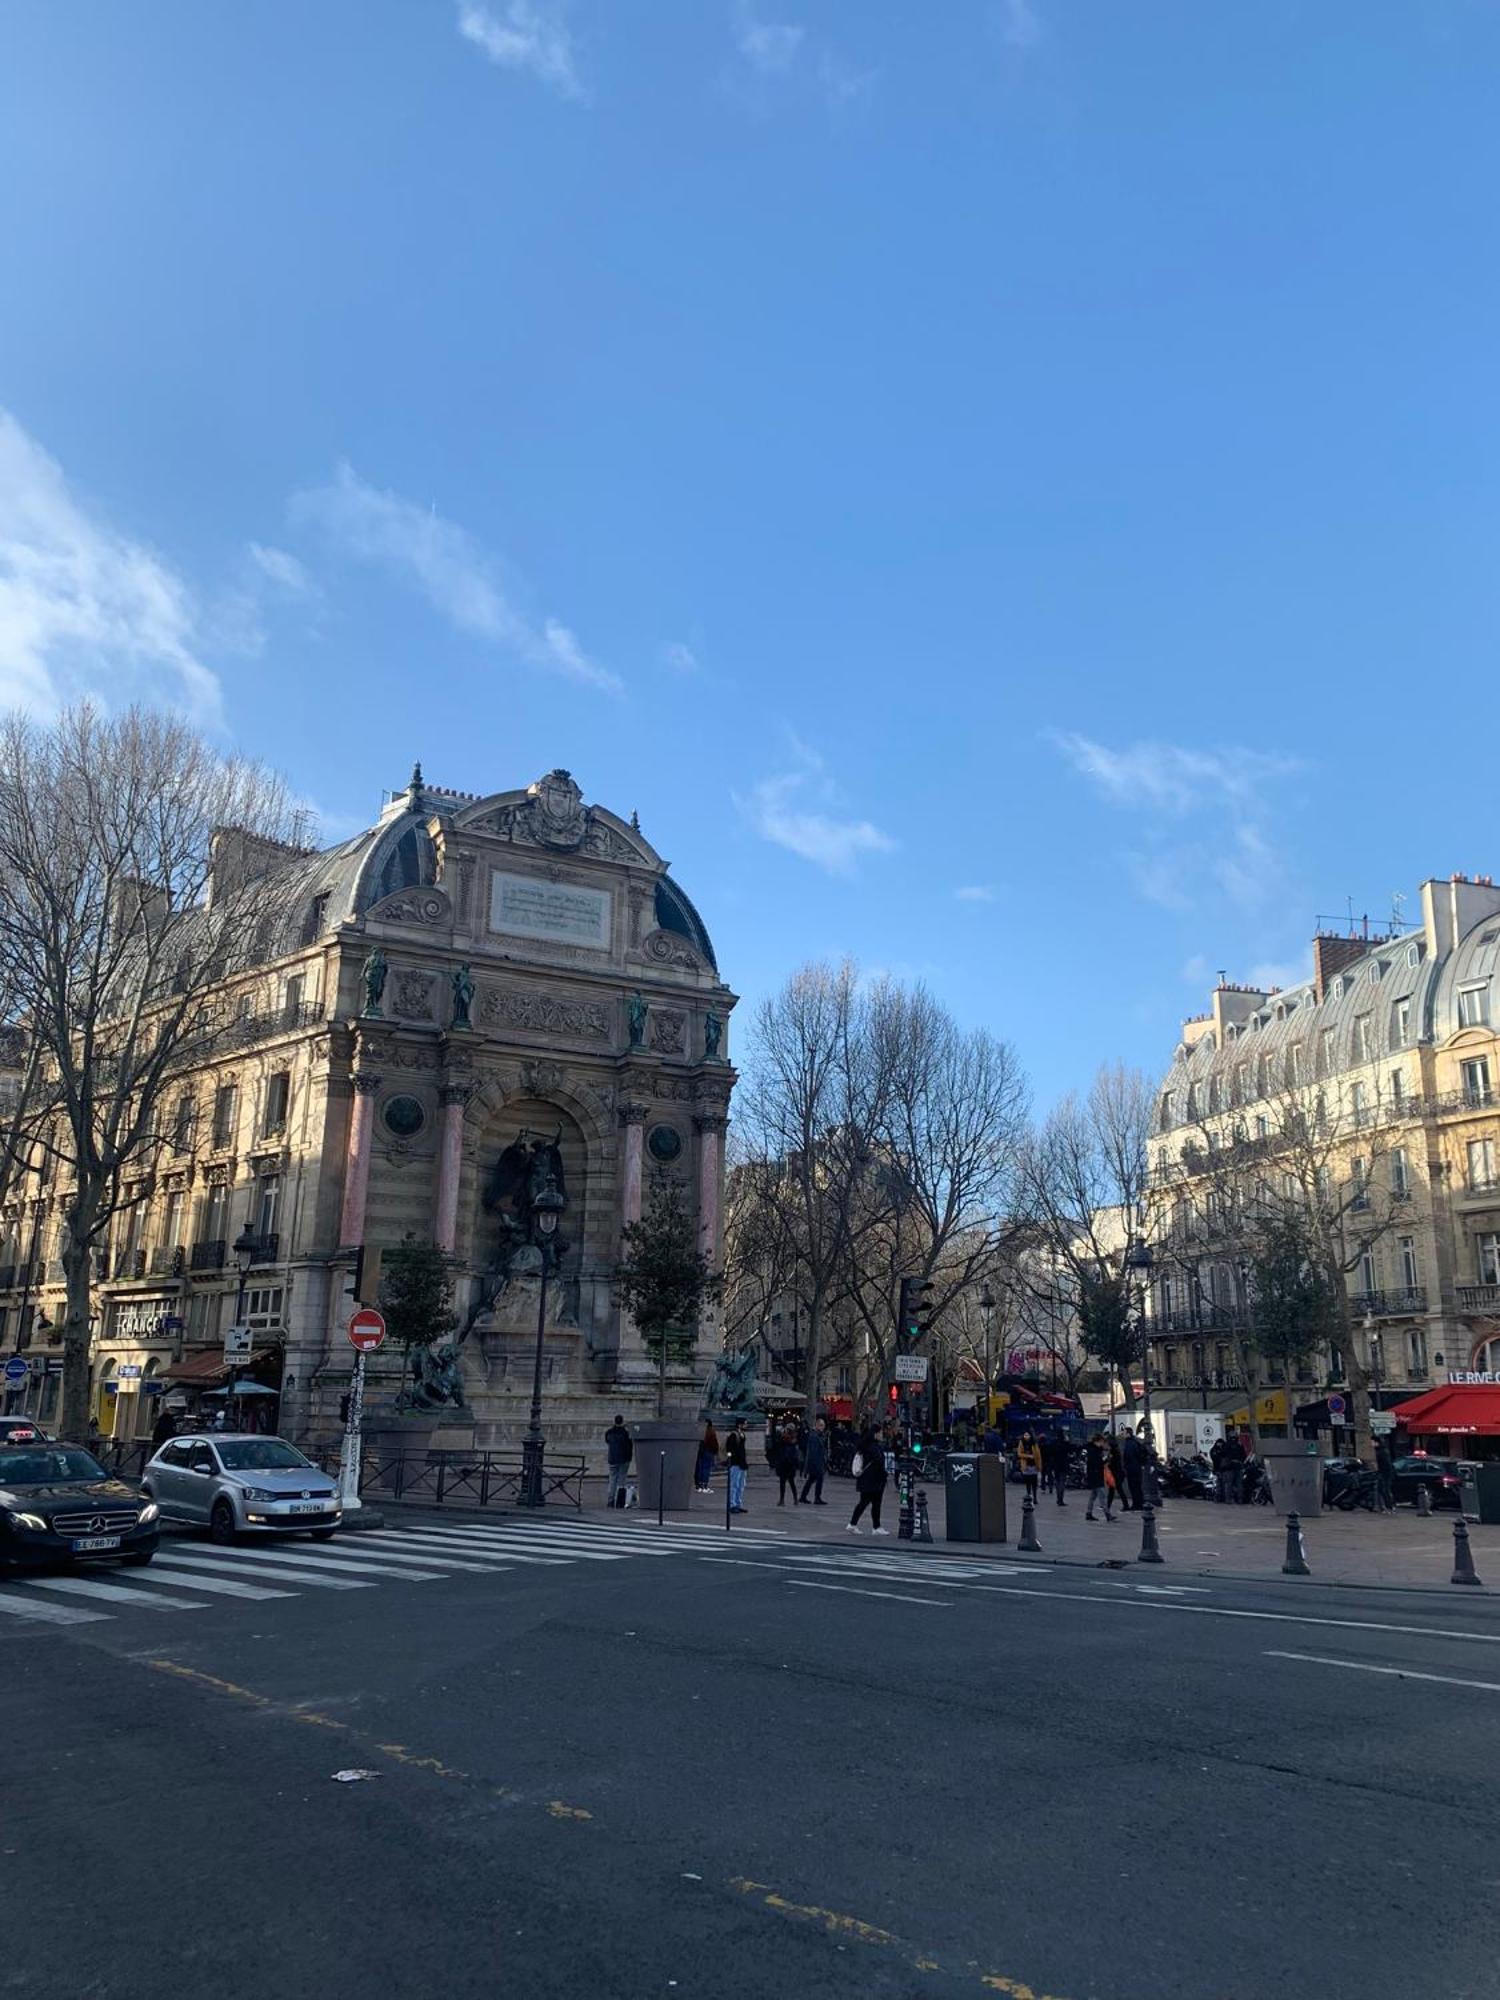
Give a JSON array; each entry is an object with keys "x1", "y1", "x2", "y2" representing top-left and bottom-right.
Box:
[
  {"x1": 1015, "y1": 1431, "x2": 1042, "y2": 1505},
  {"x1": 847, "y1": 1427, "x2": 890, "y2": 1534}
]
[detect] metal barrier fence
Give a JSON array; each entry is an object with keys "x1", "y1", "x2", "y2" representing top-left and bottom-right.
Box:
[
  {"x1": 305, "y1": 1441, "x2": 588, "y2": 1511},
  {"x1": 81, "y1": 1434, "x2": 587, "y2": 1512}
]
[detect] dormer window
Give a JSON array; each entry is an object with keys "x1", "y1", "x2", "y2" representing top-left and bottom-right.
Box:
[{"x1": 1407, "y1": 942, "x2": 1422, "y2": 969}]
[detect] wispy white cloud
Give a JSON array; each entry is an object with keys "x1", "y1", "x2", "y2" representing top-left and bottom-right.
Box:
[
  {"x1": 1248, "y1": 952, "x2": 1310, "y2": 995},
  {"x1": 733, "y1": 5, "x2": 805, "y2": 75},
  {"x1": 738, "y1": 737, "x2": 895, "y2": 876},
  {"x1": 289, "y1": 463, "x2": 620, "y2": 694},
  {"x1": 1052, "y1": 730, "x2": 1303, "y2": 912},
  {"x1": 954, "y1": 884, "x2": 996, "y2": 904},
  {"x1": 662, "y1": 640, "x2": 699, "y2": 674},
  {"x1": 457, "y1": 1, "x2": 586, "y2": 103},
  {"x1": 997, "y1": 0, "x2": 1042, "y2": 50},
  {"x1": 729, "y1": 5, "x2": 871, "y2": 109},
  {"x1": 0, "y1": 407, "x2": 221, "y2": 724},
  {"x1": 248, "y1": 543, "x2": 312, "y2": 595}
]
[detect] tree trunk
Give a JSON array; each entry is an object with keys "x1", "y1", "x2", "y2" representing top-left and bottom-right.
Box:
[{"x1": 60, "y1": 1239, "x2": 94, "y2": 1443}]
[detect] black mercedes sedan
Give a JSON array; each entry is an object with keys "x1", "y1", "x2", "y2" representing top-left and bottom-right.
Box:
[{"x1": 0, "y1": 1442, "x2": 159, "y2": 1570}]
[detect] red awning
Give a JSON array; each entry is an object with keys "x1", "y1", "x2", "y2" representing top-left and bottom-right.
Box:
[
  {"x1": 160, "y1": 1347, "x2": 276, "y2": 1386},
  {"x1": 1390, "y1": 1385, "x2": 1500, "y2": 1436}
]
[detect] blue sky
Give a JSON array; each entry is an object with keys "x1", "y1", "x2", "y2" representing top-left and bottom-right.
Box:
[{"x1": 2, "y1": 1, "x2": 1498, "y2": 1106}]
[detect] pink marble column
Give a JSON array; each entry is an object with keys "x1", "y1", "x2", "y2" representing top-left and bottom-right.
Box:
[
  {"x1": 694, "y1": 1112, "x2": 727, "y2": 1267},
  {"x1": 619, "y1": 1102, "x2": 648, "y2": 1231},
  {"x1": 434, "y1": 1086, "x2": 468, "y2": 1253},
  {"x1": 338, "y1": 1072, "x2": 381, "y2": 1249}
]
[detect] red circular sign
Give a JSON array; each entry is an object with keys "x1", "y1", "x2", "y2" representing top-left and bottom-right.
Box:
[{"x1": 348, "y1": 1308, "x2": 387, "y2": 1352}]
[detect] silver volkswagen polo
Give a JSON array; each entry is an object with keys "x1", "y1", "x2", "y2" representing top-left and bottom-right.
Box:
[{"x1": 143, "y1": 1433, "x2": 341, "y2": 1544}]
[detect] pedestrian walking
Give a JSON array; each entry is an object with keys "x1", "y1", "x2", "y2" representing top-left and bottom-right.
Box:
[
  {"x1": 1210, "y1": 1435, "x2": 1228, "y2": 1502},
  {"x1": 150, "y1": 1407, "x2": 177, "y2": 1450},
  {"x1": 1106, "y1": 1434, "x2": 1128, "y2": 1510},
  {"x1": 1016, "y1": 1430, "x2": 1042, "y2": 1505},
  {"x1": 981, "y1": 1418, "x2": 1004, "y2": 1456},
  {"x1": 1121, "y1": 1429, "x2": 1145, "y2": 1512},
  {"x1": 799, "y1": 1415, "x2": 829, "y2": 1504},
  {"x1": 848, "y1": 1428, "x2": 890, "y2": 1534},
  {"x1": 1084, "y1": 1434, "x2": 1113, "y2": 1521},
  {"x1": 1375, "y1": 1437, "x2": 1396, "y2": 1514},
  {"x1": 1225, "y1": 1431, "x2": 1245, "y2": 1504},
  {"x1": 695, "y1": 1420, "x2": 719, "y2": 1493},
  {"x1": 604, "y1": 1413, "x2": 634, "y2": 1509},
  {"x1": 1046, "y1": 1430, "x2": 1072, "y2": 1507},
  {"x1": 726, "y1": 1419, "x2": 749, "y2": 1513},
  {"x1": 774, "y1": 1423, "x2": 802, "y2": 1506}
]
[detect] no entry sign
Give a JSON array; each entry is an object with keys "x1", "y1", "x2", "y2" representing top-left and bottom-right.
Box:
[{"x1": 348, "y1": 1307, "x2": 387, "y2": 1353}]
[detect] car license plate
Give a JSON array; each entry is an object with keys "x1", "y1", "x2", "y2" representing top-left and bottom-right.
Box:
[
  {"x1": 288, "y1": 1502, "x2": 325, "y2": 1514},
  {"x1": 72, "y1": 1535, "x2": 122, "y2": 1553}
]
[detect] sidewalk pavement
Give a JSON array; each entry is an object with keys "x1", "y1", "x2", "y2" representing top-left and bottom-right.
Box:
[{"x1": 596, "y1": 1466, "x2": 1500, "y2": 1595}]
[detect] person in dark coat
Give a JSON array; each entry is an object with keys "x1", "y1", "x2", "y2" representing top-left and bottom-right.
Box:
[
  {"x1": 1107, "y1": 1434, "x2": 1129, "y2": 1510},
  {"x1": 1121, "y1": 1429, "x2": 1145, "y2": 1512},
  {"x1": 774, "y1": 1424, "x2": 802, "y2": 1506},
  {"x1": 1046, "y1": 1430, "x2": 1072, "y2": 1507},
  {"x1": 848, "y1": 1428, "x2": 890, "y2": 1534},
  {"x1": 150, "y1": 1408, "x2": 177, "y2": 1450},
  {"x1": 799, "y1": 1416, "x2": 829, "y2": 1505},
  {"x1": 695, "y1": 1421, "x2": 719, "y2": 1493},
  {"x1": 604, "y1": 1415, "x2": 634, "y2": 1509},
  {"x1": 1084, "y1": 1434, "x2": 1112, "y2": 1520}
]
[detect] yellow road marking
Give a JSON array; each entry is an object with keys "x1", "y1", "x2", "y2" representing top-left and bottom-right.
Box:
[{"x1": 729, "y1": 1876, "x2": 1071, "y2": 1997}]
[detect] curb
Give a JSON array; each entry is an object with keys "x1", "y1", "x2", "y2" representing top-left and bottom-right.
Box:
[{"x1": 373, "y1": 1499, "x2": 1496, "y2": 1601}]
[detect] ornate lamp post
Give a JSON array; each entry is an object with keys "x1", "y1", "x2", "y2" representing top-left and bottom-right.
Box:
[
  {"x1": 232, "y1": 1222, "x2": 258, "y2": 1325},
  {"x1": 978, "y1": 1284, "x2": 995, "y2": 1414},
  {"x1": 519, "y1": 1176, "x2": 565, "y2": 1508},
  {"x1": 1124, "y1": 1236, "x2": 1156, "y2": 1433}
]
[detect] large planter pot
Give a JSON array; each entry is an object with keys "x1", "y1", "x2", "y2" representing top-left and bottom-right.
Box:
[{"x1": 632, "y1": 1420, "x2": 700, "y2": 1513}]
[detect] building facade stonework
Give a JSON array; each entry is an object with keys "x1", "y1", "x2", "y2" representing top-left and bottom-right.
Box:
[
  {"x1": 0, "y1": 768, "x2": 736, "y2": 1450},
  {"x1": 1146, "y1": 873, "x2": 1500, "y2": 1420}
]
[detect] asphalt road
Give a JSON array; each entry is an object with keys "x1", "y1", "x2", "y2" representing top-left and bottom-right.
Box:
[{"x1": 7, "y1": 1512, "x2": 1500, "y2": 2000}]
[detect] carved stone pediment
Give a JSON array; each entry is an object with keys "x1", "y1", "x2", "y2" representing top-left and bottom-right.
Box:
[
  {"x1": 366, "y1": 887, "x2": 452, "y2": 928},
  {"x1": 640, "y1": 929, "x2": 705, "y2": 971}
]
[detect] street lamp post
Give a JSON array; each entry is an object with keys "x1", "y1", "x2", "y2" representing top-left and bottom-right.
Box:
[
  {"x1": 519, "y1": 1177, "x2": 565, "y2": 1508},
  {"x1": 232, "y1": 1223, "x2": 257, "y2": 1324},
  {"x1": 979, "y1": 1284, "x2": 995, "y2": 1418},
  {"x1": 1124, "y1": 1236, "x2": 1155, "y2": 1435}
]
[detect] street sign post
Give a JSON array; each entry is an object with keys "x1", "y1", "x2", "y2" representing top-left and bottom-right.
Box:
[
  {"x1": 339, "y1": 1309, "x2": 386, "y2": 1514},
  {"x1": 3, "y1": 1355, "x2": 28, "y2": 1385},
  {"x1": 894, "y1": 1353, "x2": 930, "y2": 1384},
  {"x1": 223, "y1": 1325, "x2": 252, "y2": 1361},
  {"x1": 1327, "y1": 1393, "x2": 1347, "y2": 1423}
]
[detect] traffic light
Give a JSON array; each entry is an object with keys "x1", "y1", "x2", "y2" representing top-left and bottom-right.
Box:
[
  {"x1": 898, "y1": 1274, "x2": 936, "y2": 1344},
  {"x1": 888, "y1": 1383, "x2": 900, "y2": 1405}
]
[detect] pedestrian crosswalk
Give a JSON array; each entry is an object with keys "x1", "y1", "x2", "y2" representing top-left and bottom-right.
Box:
[{"x1": 0, "y1": 1514, "x2": 794, "y2": 1632}]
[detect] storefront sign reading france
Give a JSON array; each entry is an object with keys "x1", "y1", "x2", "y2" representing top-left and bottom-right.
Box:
[{"x1": 489, "y1": 871, "x2": 611, "y2": 950}]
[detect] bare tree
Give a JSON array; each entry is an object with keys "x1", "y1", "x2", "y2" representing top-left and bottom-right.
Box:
[
  {"x1": 1154, "y1": 1082, "x2": 1422, "y2": 1459},
  {"x1": 0, "y1": 705, "x2": 291, "y2": 1437},
  {"x1": 1015, "y1": 1065, "x2": 1156, "y2": 1410},
  {"x1": 732, "y1": 961, "x2": 897, "y2": 1405},
  {"x1": 842, "y1": 990, "x2": 1028, "y2": 1408}
]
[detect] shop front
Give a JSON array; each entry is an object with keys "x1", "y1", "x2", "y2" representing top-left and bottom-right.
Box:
[
  {"x1": 159, "y1": 1345, "x2": 283, "y2": 1434},
  {"x1": 1390, "y1": 1376, "x2": 1500, "y2": 1461}
]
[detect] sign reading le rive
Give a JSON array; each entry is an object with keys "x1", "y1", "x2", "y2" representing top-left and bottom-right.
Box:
[
  {"x1": 894, "y1": 1354, "x2": 930, "y2": 1384},
  {"x1": 490, "y1": 872, "x2": 611, "y2": 950}
]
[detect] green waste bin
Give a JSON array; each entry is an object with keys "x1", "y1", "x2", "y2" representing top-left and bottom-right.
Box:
[
  {"x1": 944, "y1": 1452, "x2": 1007, "y2": 1542},
  {"x1": 1460, "y1": 1461, "x2": 1500, "y2": 1525}
]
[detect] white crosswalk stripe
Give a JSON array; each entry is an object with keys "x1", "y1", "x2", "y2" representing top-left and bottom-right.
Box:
[
  {"x1": 0, "y1": 1513, "x2": 805, "y2": 1636},
  {"x1": 0, "y1": 1589, "x2": 108, "y2": 1625},
  {"x1": 20, "y1": 1574, "x2": 206, "y2": 1612},
  {"x1": 152, "y1": 1549, "x2": 373, "y2": 1590}
]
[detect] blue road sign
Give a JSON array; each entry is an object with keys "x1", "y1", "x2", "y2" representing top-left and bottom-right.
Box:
[{"x1": 3, "y1": 1355, "x2": 30, "y2": 1383}]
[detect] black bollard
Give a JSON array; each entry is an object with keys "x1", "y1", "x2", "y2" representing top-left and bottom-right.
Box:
[
  {"x1": 1137, "y1": 1502, "x2": 1165, "y2": 1564},
  {"x1": 1282, "y1": 1510, "x2": 1311, "y2": 1576},
  {"x1": 1452, "y1": 1518, "x2": 1482, "y2": 1587},
  {"x1": 914, "y1": 1489, "x2": 933, "y2": 1543},
  {"x1": 725, "y1": 1457, "x2": 732, "y2": 1533},
  {"x1": 898, "y1": 1471, "x2": 914, "y2": 1541},
  {"x1": 658, "y1": 1451, "x2": 665, "y2": 1528},
  {"x1": 1018, "y1": 1494, "x2": 1042, "y2": 1553}
]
